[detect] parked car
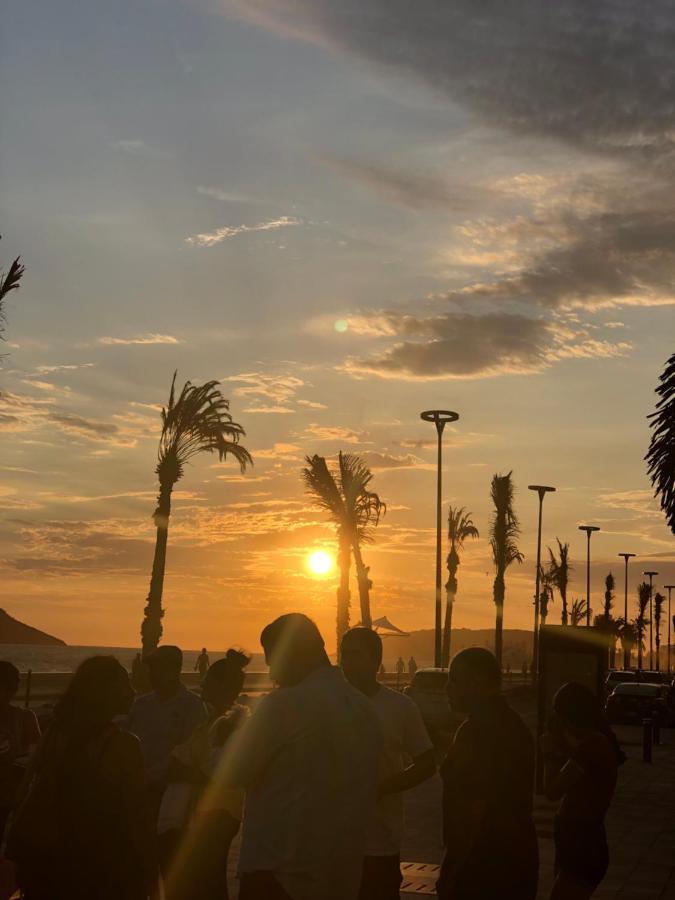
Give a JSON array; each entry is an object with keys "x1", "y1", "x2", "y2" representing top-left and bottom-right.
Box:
[
  {"x1": 605, "y1": 670, "x2": 638, "y2": 693},
  {"x1": 403, "y1": 667, "x2": 462, "y2": 743},
  {"x1": 640, "y1": 671, "x2": 671, "y2": 685},
  {"x1": 605, "y1": 682, "x2": 671, "y2": 725}
]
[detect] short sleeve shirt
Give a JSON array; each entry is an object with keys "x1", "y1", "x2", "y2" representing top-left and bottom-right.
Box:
[{"x1": 366, "y1": 686, "x2": 433, "y2": 855}]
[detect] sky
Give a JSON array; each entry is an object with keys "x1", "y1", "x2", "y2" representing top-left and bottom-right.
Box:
[{"x1": 0, "y1": 0, "x2": 674, "y2": 653}]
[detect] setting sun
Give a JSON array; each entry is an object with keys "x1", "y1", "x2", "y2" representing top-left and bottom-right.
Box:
[{"x1": 307, "y1": 550, "x2": 335, "y2": 577}]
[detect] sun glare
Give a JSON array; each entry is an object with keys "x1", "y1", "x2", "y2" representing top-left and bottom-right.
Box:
[{"x1": 307, "y1": 550, "x2": 334, "y2": 576}]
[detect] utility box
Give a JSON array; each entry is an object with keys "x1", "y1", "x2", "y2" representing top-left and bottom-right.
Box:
[{"x1": 536, "y1": 625, "x2": 608, "y2": 791}]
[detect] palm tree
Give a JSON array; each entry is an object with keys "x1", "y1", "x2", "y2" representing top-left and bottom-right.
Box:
[
  {"x1": 140, "y1": 373, "x2": 251, "y2": 656},
  {"x1": 443, "y1": 507, "x2": 479, "y2": 667},
  {"x1": 547, "y1": 539, "x2": 571, "y2": 625},
  {"x1": 539, "y1": 567, "x2": 554, "y2": 627},
  {"x1": 654, "y1": 591, "x2": 665, "y2": 671},
  {"x1": 635, "y1": 582, "x2": 651, "y2": 671},
  {"x1": 646, "y1": 351, "x2": 675, "y2": 534},
  {"x1": 0, "y1": 245, "x2": 25, "y2": 343},
  {"x1": 570, "y1": 598, "x2": 588, "y2": 627},
  {"x1": 594, "y1": 572, "x2": 618, "y2": 667},
  {"x1": 616, "y1": 618, "x2": 637, "y2": 669},
  {"x1": 303, "y1": 452, "x2": 385, "y2": 644},
  {"x1": 490, "y1": 472, "x2": 523, "y2": 669}
]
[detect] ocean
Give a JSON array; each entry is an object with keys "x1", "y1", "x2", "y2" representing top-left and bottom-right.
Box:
[{"x1": 0, "y1": 644, "x2": 268, "y2": 674}]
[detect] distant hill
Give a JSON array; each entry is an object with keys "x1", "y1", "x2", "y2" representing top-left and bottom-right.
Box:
[
  {"x1": 383, "y1": 627, "x2": 533, "y2": 670},
  {"x1": 0, "y1": 609, "x2": 66, "y2": 646}
]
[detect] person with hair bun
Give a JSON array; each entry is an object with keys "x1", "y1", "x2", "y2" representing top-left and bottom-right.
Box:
[
  {"x1": 542, "y1": 682, "x2": 621, "y2": 900},
  {"x1": 162, "y1": 648, "x2": 251, "y2": 900}
]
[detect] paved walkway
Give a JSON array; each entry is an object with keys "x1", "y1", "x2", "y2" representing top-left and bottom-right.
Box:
[{"x1": 400, "y1": 723, "x2": 675, "y2": 898}]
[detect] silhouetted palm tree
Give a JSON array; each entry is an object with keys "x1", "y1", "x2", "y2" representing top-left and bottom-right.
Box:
[
  {"x1": 443, "y1": 507, "x2": 479, "y2": 667},
  {"x1": 141, "y1": 373, "x2": 251, "y2": 656},
  {"x1": 654, "y1": 591, "x2": 665, "y2": 672},
  {"x1": 617, "y1": 618, "x2": 637, "y2": 669},
  {"x1": 539, "y1": 567, "x2": 555, "y2": 627},
  {"x1": 490, "y1": 472, "x2": 523, "y2": 668},
  {"x1": 303, "y1": 452, "x2": 385, "y2": 643},
  {"x1": 570, "y1": 598, "x2": 588, "y2": 627},
  {"x1": 635, "y1": 582, "x2": 651, "y2": 671},
  {"x1": 646, "y1": 351, "x2": 675, "y2": 534},
  {"x1": 594, "y1": 572, "x2": 619, "y2": 667},
  {"x1": 547, "y1": 539, "x2": 571, "y2": 625},
  {"x1": 0, "y1": 244, "x2": 25, "y2": 344}
]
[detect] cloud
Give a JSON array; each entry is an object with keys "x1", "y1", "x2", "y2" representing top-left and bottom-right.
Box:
[
  {"x1": 47, "y1": 413, "x2": 122, "y2": 442},
  {"x1": 362, "y1": 452, "x2": 435, "y2": 471},
  {"x1": 227, "y1": 373, "x2": 305, "y2": 404},
  {"x1": 197, "y1": 186, "x2": 258, "y2": 204},
  {"x1": 242, "y1": 405, "x2": 294, "y2": 414},
  {"x1": 33, "y1": 363, "x2": 95, "y2": 375},
  {"x1": 111, "y1": 139, "x2": 168, "y2": 159},
  {"x1": 253, "y1": 443, "x2": 302, "y2": 459},
  {"x1": 318, "y1": 155, "x2": 491, "y2": 212},
  {"x1": 224, "y1": 1, "x2": 675, "y2": 163},
  {"x1": 305, "y1": 424, "x2": 368, "y2": 443},
  {"x1": 185, "y1": 216, "x2": 302, "y2": 247},
  {"x1": 597, "y1": 489, "x2": 662, "y2": 517},
  {"x1": 98, "y1": 334, "x2": 181, "y2": 346},
  {"x1": 297, "y1": 399, "x2": 328, "y2": 410}
]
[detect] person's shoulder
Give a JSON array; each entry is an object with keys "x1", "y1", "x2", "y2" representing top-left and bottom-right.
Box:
[
  {"x1": 375, "y1": 685, "x2": 418, "y2": 712},
  {"x1": 180, "y1": 686, "x2": 204, "y2": 707},
  {"x1": 131, "y1": 690, "x2": 155, "y2": 709}
]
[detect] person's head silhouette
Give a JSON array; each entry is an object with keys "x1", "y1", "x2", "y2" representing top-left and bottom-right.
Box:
[
  {"x1": 447, "y1": 647, "x2": 500, "y2": 714},
  {"x1": 261, "y1": 613, "x2": 329, "y2": 687}
]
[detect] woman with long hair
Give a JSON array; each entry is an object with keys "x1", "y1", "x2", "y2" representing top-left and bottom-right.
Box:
[
  {"x1": 7, "y1": 656, "x2": 156, "y2": 899},
  {"x1": 163, "y1": 648, "x2": 250, "y2": 900},
  {"x1": 542, "y1": 682, "x2": 622, "y2": 900}
]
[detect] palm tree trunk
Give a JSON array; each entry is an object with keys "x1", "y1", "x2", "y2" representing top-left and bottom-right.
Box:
[
  {"x1": 638, "y1": 632, "x2": 643, "y2": 670},
  {"x1": 442, "y1": 590, "x2": 455, "y2": 669},
  {"x1": 561, "y1": 590, "x2": 568, "y2": 626},
  {"x1": 336, "y1": 528, "x2": 352, "y2": 653},
  {"x1": 141, "y1": 483, "x2": 172, "y2": 657},
  {"x1": 494, "y1": 571, "x2": 505, "y2": 670},
  {"x1": 352, "y1": 541, "x2": 372, "y2": 629}
]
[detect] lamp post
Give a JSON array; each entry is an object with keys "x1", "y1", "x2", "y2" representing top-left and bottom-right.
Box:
[
  {"x1": 665, "y1": 585, "x2": 675, "y2": 676},
  {"x1": 421, "y1": 409, "x2": 459, "y2": 668},
  {"x1": 644, "y1": 571, "x2": 658, "y2": 669},
  {"x1": 618, "y1": 553, "x2": 636, "y2": 669},
  {"x1": 578, "y1": 526, "x2": 600, "y2": 626},
  {"x1": 528, "y1": 485, "x2": 556, "y2": 681}
]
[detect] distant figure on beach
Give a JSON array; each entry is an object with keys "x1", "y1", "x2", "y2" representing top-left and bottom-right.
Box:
[
  {"x1": 7, "y1": 656, "x2": 156, "y2": 900},
  {"x1": 408, "y1": 656, "x2": 418, "y2": 677},
  {"x1": 396, "y1": 657, "x2": 405, "y2": 677},
  {"x1": 341, "y1": 628, "x2": 435, "y2": 900},
  {"x1": 127, "y1": 643, "x2": 206, "y2": 878},
  {"x1": 0, "y1": 662, "x2": 40, "y2": 836},
  {"x1": 437, "y1": 648, "x2": 538, "y2": 900},
  {"x1": 163, "y1": 649, "x2": 250, "y2": 900},
  {"x1": 131, "y1": 652, "x2": 145, "y2": 690},
  {"x1": 223, "y1": 613, "x2": 382, "y2": 900},
  {"x1": 195, "y1": 648, "x2": 210, "y2": 680},
  {"x1": 542, "y1": 682, "x2": 620, "y2": 900}
]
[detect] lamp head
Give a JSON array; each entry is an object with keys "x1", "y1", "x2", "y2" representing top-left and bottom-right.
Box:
[
  {"x1": 578, "y1": 525, "x2": 600, "y2": 534},
  {"x1": 528, "y1": 484, "x2": 556, "y2": 495},
  {"x1": 618, "y1": 553, "x2": 636, "y2": 560},
  {"x1": 420, "y1": 409, "x2": 459, "y2": 436},
  {"x1": 643, "y1": 570, "x2": 659, "y2": 577}
]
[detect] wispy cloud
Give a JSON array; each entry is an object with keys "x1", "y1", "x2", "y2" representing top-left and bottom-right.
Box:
[
  {"x1": 305, "y1": 424, "x2": 368, "y2": 444},
  {"x1": 33, "y1": 363, "x2": 95, "y2": 375},
  {"x1": 242, "y1": 405, "x2": 294, "y2": 415},
  {"x1": 98, "y1": 334, "x2": 181, "y2": 346},
  {"x1": 197, "y1": 186, "x2": 258, "y2": 204},
  {"x1": 185, "y1": 216, "x2": 302, "y2": 247}
]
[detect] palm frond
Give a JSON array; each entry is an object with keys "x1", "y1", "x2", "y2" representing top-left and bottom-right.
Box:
[
  {"x1": 646, "y1": 351, "x2": 675, "y2": 533},
  {"x1": 489, "y1": 471, "x2": 524, "y2": 570},
  {"x1": 156, "y1": 372, "x2": 251, "y2": 486},
  {"x1": 303, "y1": 454, "x2": 347, "y2": 525},
  {"x1": 0, "y1": 255, "x2": 25, "y2": 340},
  {"x1": 448, "y1": 505, "x2": 480, "y2": 547}
]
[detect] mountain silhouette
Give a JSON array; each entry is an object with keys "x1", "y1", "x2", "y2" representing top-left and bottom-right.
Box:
[{"x1": 0, "y1": 608, "x2": 66, "y2": 645}]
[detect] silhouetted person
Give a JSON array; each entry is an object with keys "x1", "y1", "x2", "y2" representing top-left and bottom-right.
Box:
[
  {"x1": 542, "y1": 682, "x2": 620, "y2": 900},
  {"x1": 195, "y1": 648, "x2": 210, "y2": 680},
  {"x1": 341, "y1": 628, "x2": 435, "y2": 900},
  {"x1": 408, "y1": 656, "x2": 418, "y2": 677},
  {"x1": 7, "y1": 656, "x2": 156, "y2": 899},
  {"x1": 0, "y1": 662, "x2": 39, "y2": 835},
  {"x1": 223, "y1": 613, "x2": 382, "y2": 900},
  {"x1": 164, "y1": 649, "x2": 250, "y2": 900},
  {"x1": 437, "y1": 648, "x2": 538, "y2": 900}
]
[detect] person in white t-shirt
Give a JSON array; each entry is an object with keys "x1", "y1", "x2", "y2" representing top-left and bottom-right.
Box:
[{"x1": 341, "y1": 627, "x2": 436, "y2": 900}]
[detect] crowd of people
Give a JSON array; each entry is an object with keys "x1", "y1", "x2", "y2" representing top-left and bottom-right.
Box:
[{"x1": 0, "y1": 615, "x2": 622, "y2": 900}]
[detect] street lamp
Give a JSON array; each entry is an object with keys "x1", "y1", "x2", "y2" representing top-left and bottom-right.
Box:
[
  {"x1": 644, "y1": 571, "x2": 658, "y2": 669},
  {"x1": 618, "y1": 553, "x2": 636, "y2": 669},
  {"x1": 528, "y1": 485, "x2": 556, "y2": 680},
  {"x1": 421, "y1": 409, "x2": 459, "y2": 668},
  {"x1": 665, "y1": 585, "x2": 675, "y2": 676},
  {"x1": 578, "y1": 526, "x2": 600, "y2": 626}
]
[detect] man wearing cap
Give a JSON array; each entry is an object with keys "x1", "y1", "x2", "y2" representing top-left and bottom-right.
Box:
[{"x1": 128, "y1": 645, "x2": 206, "y2": 807}]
